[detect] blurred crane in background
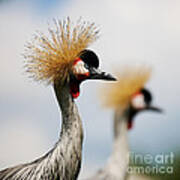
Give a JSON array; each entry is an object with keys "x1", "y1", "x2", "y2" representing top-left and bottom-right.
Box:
[{"x1": 87, "y1": 65, "x2": 162, "y2": 180}]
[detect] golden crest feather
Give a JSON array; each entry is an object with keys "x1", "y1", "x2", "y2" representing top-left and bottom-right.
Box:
[
  {"x1": 24, "y1": 17, "x2": 99, "y2": 84},
  {"x1": 101, "y1": 65, "x2": 152, "y2": 109}
]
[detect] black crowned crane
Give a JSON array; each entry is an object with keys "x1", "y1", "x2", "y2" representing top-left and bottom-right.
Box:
[
  {"x1": 87, "y1": 65, "x2": 162, "y2": 180},
  {"x1": 0, "y1": 18, "x2": 116, "y2": 180}
]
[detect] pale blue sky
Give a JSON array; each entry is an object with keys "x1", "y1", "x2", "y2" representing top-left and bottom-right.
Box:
[{"x1": 0, "y1": 0, "x2": 180, "y2": 178}]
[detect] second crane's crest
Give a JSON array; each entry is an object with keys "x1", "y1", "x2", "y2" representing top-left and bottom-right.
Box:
[
  {"x1": 24, "y1": 17, "x2": 99, "y2": 84},
  {"x1": 101, "y1": 65, "x2": 152, "y2": 109}
]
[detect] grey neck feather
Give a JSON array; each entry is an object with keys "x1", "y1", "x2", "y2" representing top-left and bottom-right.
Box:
[
  {"x1": 88, "y1": 109, "x2": 129, "y2": 180},
  {"x1": 54, "y1": 81, "x2": 83, "y2": 141},
  {"x1": 105, "y1": 110, "x2": 129, "y2": 179},
  {"x1": 0, "y1": 82, "x2": 83, "y2": 180},
  {"x1": 51, "y1": 81, "x2": 84, "y2": 180}
]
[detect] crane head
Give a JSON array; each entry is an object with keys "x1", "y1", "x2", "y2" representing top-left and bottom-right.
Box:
[
  {"x1": 24, "y1": 17, "x2": 116, "y2": 99},
  {"x1": 128, "y1": 88, "x2": 162, "y2": 130},
  {"x1": 70, "y1": 49, "x2": 116, "y2": 98},
  {"x1": 99, "y1": 64, "x2": 162, "y2": 130}
]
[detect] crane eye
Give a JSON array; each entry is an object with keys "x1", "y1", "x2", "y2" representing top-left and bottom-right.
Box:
[{"x1": 79, "y1": 49, "x2": 99, "y2": 68}]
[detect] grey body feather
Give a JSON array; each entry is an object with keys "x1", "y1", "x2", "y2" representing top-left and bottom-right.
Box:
[{"x1": 0, "y1": 82, "x2": 83, "y2": 180}]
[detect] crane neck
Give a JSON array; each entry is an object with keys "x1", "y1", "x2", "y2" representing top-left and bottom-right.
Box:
[
  {"x1": 104, "y1": 109, "x2": 130, "y2": 179},
  {"x1": 49, "y1": 81, "x2": 83, "y2": 180},
  {"x1": 54, "y1": 81, "x2": 73, "y2": 112},
  {"x1": 113, "y1": 109, "x2": 129, "y2": 139},
  {"x1": 54, "y1": 81, "x2": 80, "y2": 131}
]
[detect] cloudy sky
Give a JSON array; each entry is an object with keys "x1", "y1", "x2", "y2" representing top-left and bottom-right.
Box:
[{"x1": 0, "y1": 0, "x2": 180, "y2": 178}]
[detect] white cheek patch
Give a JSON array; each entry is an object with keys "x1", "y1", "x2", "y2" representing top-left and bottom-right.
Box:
[
  {"x1": 131, "y1": 94, "x2": 146, "y2": 109},
  {"x1": 72, "y1": 60, "x2": 89, "y2": 76}
]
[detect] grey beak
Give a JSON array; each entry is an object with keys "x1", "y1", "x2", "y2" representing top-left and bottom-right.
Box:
[
  {"x1": 89, "y1": 68, "x2": 117, "y2": 81},
  {"x1": 147, "y1": 106, "x2": 163, "y2": 113}
]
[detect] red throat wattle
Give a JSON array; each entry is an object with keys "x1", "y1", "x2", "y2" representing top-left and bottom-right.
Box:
[
  {"x1": 70, "y1": 81, "x2": 80, "y2": 98},
  {"x1": 128, "y1": 119, "x2": 134, "y2": 130}
]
